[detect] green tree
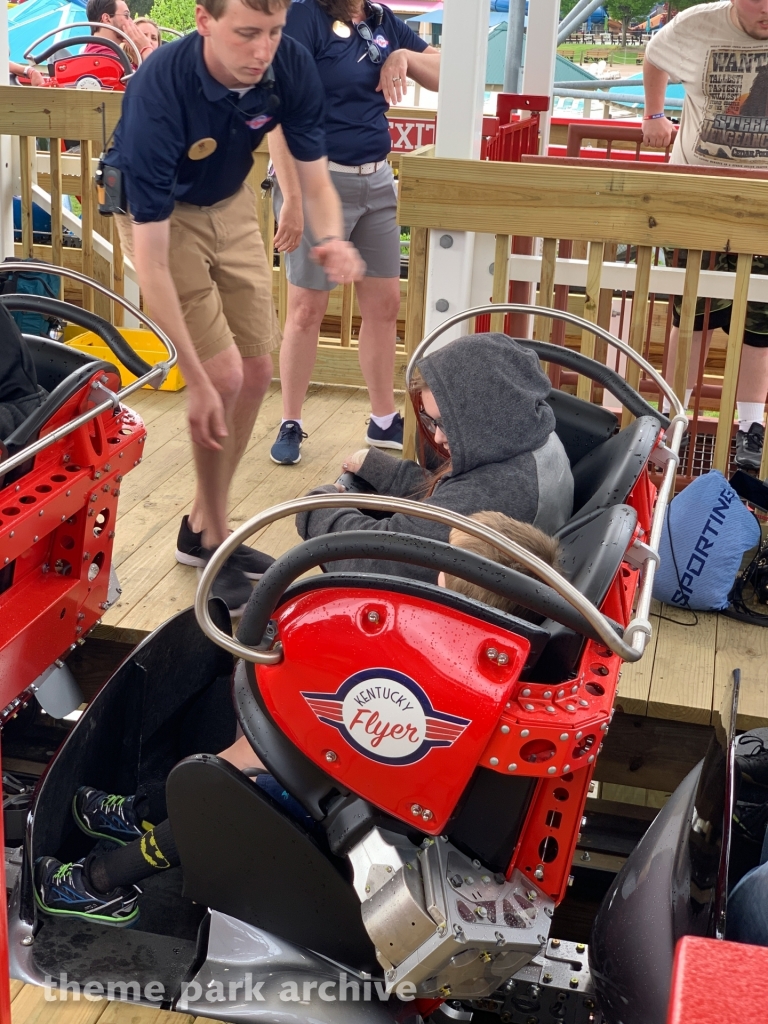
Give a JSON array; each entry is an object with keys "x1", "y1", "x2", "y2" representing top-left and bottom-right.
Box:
[
  {"x1": 605, "y1": 0, "x2": 652, "y2": 44},
  {"x1": 149, "y1": 0, "x2": 196, "y2": 32},
  {"x1": 129, "y1": 0, "x2": 154, "y2": 15},
  {"x1": 560, "y1": 0, "x2": 580, "y2": 17}
]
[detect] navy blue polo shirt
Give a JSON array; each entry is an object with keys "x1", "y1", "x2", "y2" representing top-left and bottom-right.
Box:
[
  {"x1": 283, "y1": 0, "x2": 427, "y2": 165},
  {"x1": 105, "y1": 31, "x2": 326, "y2": 223}
]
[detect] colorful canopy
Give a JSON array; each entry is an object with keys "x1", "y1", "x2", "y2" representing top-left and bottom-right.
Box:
[{"x1": 9, "y1": 0, "x2": 89, "y2": 64}]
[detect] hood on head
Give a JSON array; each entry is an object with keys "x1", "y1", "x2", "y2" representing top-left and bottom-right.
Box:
[{"x1": 416, "y1": 333, "x2": 555, "y2": 476}]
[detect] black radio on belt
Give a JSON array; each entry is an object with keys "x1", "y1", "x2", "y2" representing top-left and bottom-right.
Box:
[{"x1": 95, "y1": 158, "x2": 127, "y2": 217}]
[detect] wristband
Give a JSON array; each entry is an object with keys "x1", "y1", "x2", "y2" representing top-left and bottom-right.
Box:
[
  {"x1": 314, "y1": 235, "x2": 341, "y2": 247},
  {"x1": 643, "y1": 113, "x2": 666, "y2": 120}
]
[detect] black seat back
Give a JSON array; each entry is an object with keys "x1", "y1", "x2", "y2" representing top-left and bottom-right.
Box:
[
  {"x1": 547, "y1": 388, "x2": 619, "y2": 466},
  {"x1": 167, "y1": 754, "x2": 378, "y2": 972},
  {"x1": 529, "y1": 505, "x2": 638, "y2": 681},
  {"x1": 571, "y1": 415, "x2": 660, "y2": 518},
  {"x1": 27, "y1": 337, "x2": 113, "y2": 393}
]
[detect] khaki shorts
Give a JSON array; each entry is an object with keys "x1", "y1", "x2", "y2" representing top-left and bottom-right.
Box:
[{"x1": 115, "y1": 183, "x2": 280, "y2": 363}]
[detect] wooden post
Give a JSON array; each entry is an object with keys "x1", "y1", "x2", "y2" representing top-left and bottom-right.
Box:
[
  {"x1": 534, "y1": 237, "x2": 557, "y2": 342},
  {"x1": 672, "y1": 251, "x2": 702, "y2": 403},
  {"x1": 80, "y1": 139, "x2": 94, "y2": 311},
  {"x1": 19, "y1": 135, "x2": 34, "y2": 259},
  {"x1": 621, "y1": 244, "x2": 653, "y2": 427},
  {"x1": 340, "y1": 283, "x2": 354, "y2": 347},
  {"x1": 403, "y1": 226, "x2": 429, "y2": 461},
  {"x1": 713, "y1": 253, "x2": 751, "y2": 474},
  {"x1": 576, "y1": 241, "x2": 605, "y2": 402},
  {"x1": 49, "y1": 139, "x2": 63, "y2": 271},
  {"x1": 490, "y1": 234, "x2": 510, "y2": 332}
]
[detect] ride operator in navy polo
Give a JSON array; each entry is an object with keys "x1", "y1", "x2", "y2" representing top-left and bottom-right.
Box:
[{"x1": 106, "y1": 0, "x2": 364, "y2": 613}]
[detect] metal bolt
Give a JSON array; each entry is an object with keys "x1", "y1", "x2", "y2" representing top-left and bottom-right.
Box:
[
  {"x1": 546, "y1": 705, "x2": 556, "y2": 714},
  {"x1": 571, "y1": 685, "x2": 578, "y2": 694},
  {"x1": 481, "y1": 875, "x2": 490, "y2": 883},
  {"x1": 521, "y1": 688, "x2": 531, "y2": 697},
  {"x1": 472, "y1": 860, "x2": 482, "y2": 869},
  {"x1": 439, "y1": 234, "x2": 454, "y2": 248},
  {"x1": 579, "y1": 699, "x2": 589, "y2": 707},
  {"x1": 77, "y1": 612, "x2": 85, "y2": 621},
  {"x1": 527, "y1": 891, "x2": 537, "y2": 901},
  {"x1": 562, "y1": 764, "x2": 570, "y2": 772},
  {"x1": 90, "y1": 494, "x2": 97, "y2": 502},
  {"x1": 33, "y1": 535, "x2": 38, "y2": 542},
  {"x1": 75, "y1": 626, "x2": 82, "y2": 635},
  {"x1": 544, "y1": 906, "x2": 553, "y2": 917},
  {"x1": 422, "y1": 808, "x2": 433, "y2": 821},
  {"x1": 581, "y1": 816, "x2": 587, "y2": 827},
  {"x1": 88, "y1": 509, "x2": 95, "y2": 517},
  {"x1": 551, "y1": 938, "x2": 561, "y2": 948},
  {"x1": 476, "y1": 906, "x2": 488, "y2": 918},
  {"x1": 568, "y1": 875, "x2": 574, "y2": 887},
  {"x1": 547, "y1": 766, "x2": 556, "y2": 774},
  {"x1": 524, "y1": 703, "x2": 534, "y2": 711},
  {"x1": 325, "y1": 751, "x2": 337, "y2": 762},
  {"x1": 559, "y1": 732, "x2": 569, "y2": 742},
  {"x1": 581, "y1": 852, "x2": 591, "y2": 862},
  {"x1": 386, "y1": 866, "x2": 393, "y2": 873},
  {"x1": 14, "y1": 485, "x2": 19, "y2": 492},
  {"x1": 3, "y1": 558, "x2": 7, "y2": 565},
  {"x1": 83, "y1": 552, "x2": 90, "y2": 561},
  {"x1": 465, "y1": 876, "x2": 475, "y2": 884},
  {"x1": 108, "y1": 531, "x2": 115, "y2": 539},
  {"x1": 557, "y1": 689, "x2": 565, "y2": 698},
  {"x1": 411, "y1": 803, "x2": 423, "y2": 816},
  {"x1": 542, "y1": 972, "x2": 553, "y2": 984},
  {"x1": 61, "y1": 515, "x2": 66, "y2": 521},
  {"x1": 115, "y1": 475, "x2": 123, "y2": 483},
  {"x1": 38, "y1": 509, "x2": 44, "y2": 517},
  {"x1": 566, "y1": 704, "x2": 576, "y2": 712},
  {"x1": 450, "y1": 874, "x2": 463, "y2": 888},
  {"x1": 507, "y1": 763, "x2": 517, "y2": 771},
  {"x1": 103, "y1": 484, "x2": 110, "y2": 493},
  {"x1": 543, "y1": 691, "x2": 552, "y2": 699},
  {"x1": 104, "y1": 464, "x2": 111, "y2": 472},
  {"x1": 386, "y1": 970, "x2": 396, "y2": 981},
  {"x1": 486, "y1": 647, "x2": 498, "y2": 660},
  {"x1": 534, "y1": 866, "x2": 544, "y2": 880},
  {"x1": 364, "y1": 884, "x2": 371, "y2": 894},
  {"x1": 65, "y1": 491, "x2": 70, "y2": 497},
  {"x1": 367, "y1": 610, "x2": 380, "y2": 624},
  {"x1": 489, "y1": 757, "x2": 499, "y2": 766},
  {"x1": 576, "y1": 731, "x2": 583, "y2": 740},
  {"x1": 570, "y1": 977, "x2": 579, "y2": 989},
  {"x1": 576, "y1": 943, "x2": 586, "y2": 954},
  {"x1": 588, "y1": 755, "x2": 595, "y2": 763},
  {"x1": 497, "y1": 653, "x2": 509, "y2": 665},
  {"x1": 501, "y1": 724, "x2": 510, "y2": 734},
  {"x1": 94, "y1": 472, "x2": 101, "y2": 480},
  {"x1": 520, "y1": 729, "x2": 529, "y2": 737},
  {"x1": 21, "y1": 935, "x2": 33, "y2": 946},
  {"x1": 435, "y1": 298, "x2": 449, "y2": 313}
]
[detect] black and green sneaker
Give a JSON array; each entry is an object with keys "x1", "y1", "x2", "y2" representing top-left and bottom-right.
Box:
[
  {"x1": 35, "y1": 857, "x2": 139, "y2": 926},
  {"x1": 72, "y1": 787, "x2": 147, "y2": 845}
]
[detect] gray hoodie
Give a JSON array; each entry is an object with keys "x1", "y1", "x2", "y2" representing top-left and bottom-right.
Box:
[{"x1": 296, "y1": 333, "x2": 573, "y2": 582}]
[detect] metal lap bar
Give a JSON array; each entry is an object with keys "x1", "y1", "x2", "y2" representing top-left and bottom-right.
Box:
[
  {"x1": 195, "y1": 494, "x2": 644, "y2": 667},
  {"x1": 405, "y1": 303, "x2": 687, "y2": 659},
  {"x1": 0, "y1": 262, "x2": 176, "y2": 478}
]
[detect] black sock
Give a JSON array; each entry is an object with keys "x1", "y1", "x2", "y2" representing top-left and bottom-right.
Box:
[{"x1": 86, "y1": 819, "x2": 180, "y2": 893}]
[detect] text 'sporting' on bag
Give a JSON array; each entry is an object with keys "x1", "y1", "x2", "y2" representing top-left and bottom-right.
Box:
[{"x1": 653, "y1": 470, "x2": 761, "y2": 612}]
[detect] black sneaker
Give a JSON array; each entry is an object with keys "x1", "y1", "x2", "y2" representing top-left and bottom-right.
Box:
[
  {"x1": 72, "y1": 787, "x2": 146, "y2": 846},
  {"x1": 365, "y1": 412, "x2": 404, "y2": 450},
  {"x1": 734, "y1": 729, "x2": 768, "y2": 845},
  {"x1": 270, "y1": 420, "x2": 307, "y2": 465},
  {"x1": 35, "y1": 856, "x2": 139, "y2": 927},
  {"x1": 735, "y1": 423, "x2": 765, "y2": 472},
  {"x1": 205, "y1": 556, "x2": 253, "y2": 616},
  {"x1": 175, "y1": 516, "x2": 274, "y2": 580}
]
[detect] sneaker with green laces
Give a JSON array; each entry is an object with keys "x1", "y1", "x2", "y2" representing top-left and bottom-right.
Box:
[
  {"x1": 72, "y1": 787, "x2": 148, "y2": 845},
  {"x1": 35, "y1": 856, "x2": 139, "y2": 926}
]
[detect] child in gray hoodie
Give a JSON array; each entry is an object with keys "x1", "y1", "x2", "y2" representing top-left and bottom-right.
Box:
[{"x1": 295, "y1": 332, "x2": 574, "y2": 583}]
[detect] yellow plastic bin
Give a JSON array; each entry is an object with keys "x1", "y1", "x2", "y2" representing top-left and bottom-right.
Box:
[{"x1": 66, "y1": 327, "x2": 185, "y2": 392}]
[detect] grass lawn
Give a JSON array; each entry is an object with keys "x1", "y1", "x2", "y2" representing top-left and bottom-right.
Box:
[{"x1": 557, "y1": 44, "x2": 645, "y2": 66}]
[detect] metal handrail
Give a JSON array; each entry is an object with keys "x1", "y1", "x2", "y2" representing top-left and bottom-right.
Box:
[
  {"x1": 195, "y1": 494, "x2": 645, "y2": 666},
  {"x1": 407, "y1": 302, "x2": 687, "y2": 658},
  {"x1": 0, "y1": 263, "x2": 177, "y2": 477},
  {"x1": 24, "y1": 21, "x2": 143, "y2": 71}
]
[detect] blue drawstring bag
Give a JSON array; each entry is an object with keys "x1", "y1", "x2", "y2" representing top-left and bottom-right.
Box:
[{"x1": 654, "y1": 470, "x2": 761, "y2": 611}]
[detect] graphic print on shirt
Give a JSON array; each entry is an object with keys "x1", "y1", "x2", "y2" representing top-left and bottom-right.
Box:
[{"x1": 696, "y1": 48, "x2": 768, "y2": 164}]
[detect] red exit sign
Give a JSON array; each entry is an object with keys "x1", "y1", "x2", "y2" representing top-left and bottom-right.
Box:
[{"x1": 388, "y1": 117, "x2": 436, "y2": 152}]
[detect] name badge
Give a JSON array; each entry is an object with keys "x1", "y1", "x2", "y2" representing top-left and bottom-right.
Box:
[{"x1": 188, "y1": 138, "x2": 218, "y2": 161}]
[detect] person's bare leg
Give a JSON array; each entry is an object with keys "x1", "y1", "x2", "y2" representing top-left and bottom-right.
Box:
[
  {"x1": 187, "y1": 345, "x2": 243, "y2": 548},
  {"x1": 664, "y1": 326, "x2": 710, "y2": 407},
  {"x1": 735, "y1": 344, "x2": 768, "y2": 405},
  {"x1": 278, "y1": 285, "x2": 330, "y2": 421},
  {"x1": 355, "y1": 276, "x2": 400, "y2": 417},
  {"x1": 226, "y1": 353, "x2": 274, "y2": 475},
  {"x1": 218, "y1": 733, "x2": 266, "y2": 772}
]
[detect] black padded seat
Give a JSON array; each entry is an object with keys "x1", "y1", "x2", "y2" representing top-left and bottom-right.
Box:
[
  {"x1": 26, "y1": 337, "x2": 116, "y2": 394},
  {"x1": 547, "y1": 388, "x2": 619, "y2": 466},
  {"x1": 526, "y1": 504, "x2": 638, "y2": 681},
  {"x1": 166, "y1": 754, "x2": 379, "y2": 973},
  {"x1": 570, "y1": 415, "x2": 660, "y2": 518}
]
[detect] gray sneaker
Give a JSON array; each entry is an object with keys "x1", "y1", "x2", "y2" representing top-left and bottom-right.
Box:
[{"x1": 735, "y1": 423, "x2": 765, "y2": 472}]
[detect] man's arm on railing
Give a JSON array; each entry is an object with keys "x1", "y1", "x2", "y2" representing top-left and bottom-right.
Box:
[{"x1": 642, "y1": 57, "x2": 675, "y2": 149}]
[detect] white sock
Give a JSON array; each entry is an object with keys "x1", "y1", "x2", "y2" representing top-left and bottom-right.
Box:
[
  {"x1": 737, "y1": 403, "x2": 765, "y2": 432},
  {"x1": 370, "y1": 411, "x2": 397, "y2": 430},
  {"x1": 662, "y1": 388, "x2": 692, "y2": 415},
  {"x1": 282, "y1": 417, "x2": 302, "y2": 427}
]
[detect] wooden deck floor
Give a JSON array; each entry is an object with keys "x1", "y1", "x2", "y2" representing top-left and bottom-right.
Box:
[
  {"x1": 10, "y1": 980, "x2": 223, "y2": 1023},
  {"x1": 104, "y1": 385, "x2": 768, "y2": 733}
]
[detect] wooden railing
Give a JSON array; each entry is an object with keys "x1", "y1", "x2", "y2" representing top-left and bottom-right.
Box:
[{"x1": 398, "y1": 151, "x2": 768, "y2": 478}]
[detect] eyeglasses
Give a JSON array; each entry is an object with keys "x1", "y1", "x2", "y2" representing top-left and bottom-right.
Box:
[
  {"x1": 420, "y1": 408, "x2": 445, "y2": 434},
  {"x1": 355, "y1": 22, "x2": 382, "y2": 64}
]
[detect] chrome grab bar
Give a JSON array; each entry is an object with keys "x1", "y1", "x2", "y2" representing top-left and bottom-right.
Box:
[
  {"x1": 195, "y1": 494, "x2": 645, "y2": 666},
  {"x1": 406, "y1": 303, "x2": 687, "y2": 658},
  {"x1": 24, "y1": 21, "x2": 144, "y2": 69},
  {"x1": 0, "y1": 263, "x2": 177, "y2": 478}
]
